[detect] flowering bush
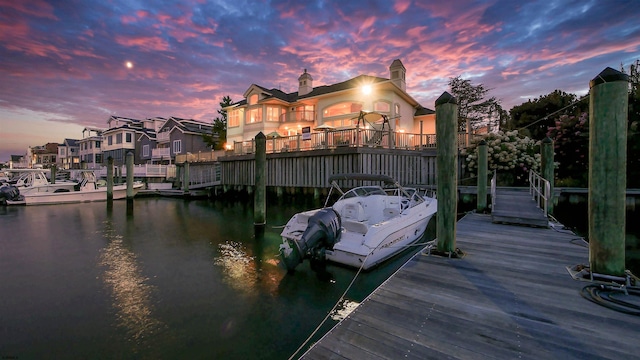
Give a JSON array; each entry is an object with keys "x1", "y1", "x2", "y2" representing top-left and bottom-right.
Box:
[{"x1": 461, "y1": 130, "x2": 541, "y2": 185}]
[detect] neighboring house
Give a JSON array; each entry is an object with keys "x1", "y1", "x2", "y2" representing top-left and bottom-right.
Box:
[
  {"x1": 137, "y1": 127, "x2": 158, "y2": 164},
  {"x1": 78, "y1": 127, "x2": 104, "y2": 169},
  {"x1": 154, "y1": 116, "x2": 214, "y2": 163},
  {"x1": 29, "y1": 143, "x2": 58, "y2": 168},
  {"x1": 58, "y1": 138, "x2": 80, "y2": 169},
  {"x1": 101, "y1": 116, "x2": 165, "y2": 165},
  {"x1": 224, "y1": 59, "x2": 436, "y2": 145}
]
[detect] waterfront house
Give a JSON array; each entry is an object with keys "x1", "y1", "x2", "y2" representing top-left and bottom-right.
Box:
[
  {"x1": 29, "y1": 143, "x2": 58, "y2": 168},
  {"x1": 58, "y1": 138, "x2": 80, "y2": 169},
  {"x1": 154, "y1": 116, "x2": 214, "y2": 164},
  {"x1": 224, "y1": 59, "x2": 436, "y2": 149},
  {"x1": 78, "y1": 127, "x2": 104, "y2": 169},
  {"x1": 101, "y1": 116, "x2": 165, "y2": 166}
]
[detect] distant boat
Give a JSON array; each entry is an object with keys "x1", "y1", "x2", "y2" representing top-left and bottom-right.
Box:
[
  {"x1": 279, "y1": 174, "x2": 437, "y2": 272},
  {"x1": 5, "y1": 170, "x2": 144, "y2": 205}
]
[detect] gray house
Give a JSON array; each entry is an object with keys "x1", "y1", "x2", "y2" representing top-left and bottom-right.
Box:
[{"x1": 153, "y1": 117, "x2": 214, "y2": 163}]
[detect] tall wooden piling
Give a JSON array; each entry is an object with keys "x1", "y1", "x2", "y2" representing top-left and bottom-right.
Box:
[
  {"x1": 50, "y1": 165, "x2": 56, "y2": 184},
  {"x1": 107, "y1": 156, "x2": 114, "y2": 201},
  {"x1": 477, "y1": 140, "x2": 487, "y2": 213},
  {"x1": 126, "y1": 151, "x2": 134, "y2": 200},
  {"x1": 435, "y1": 92, "x2": 458, "y2": 254},
  {"x1": 183, "y1": 162, "x2": 190, "y2": 193},
  {"x1": 254, "y1": 132, "x2": 266, "y2": 226},
  {"x1": 588, "y1": 67, "x2": 628, "y2": 277},
  {"x1": 541, "y1": 137, "x2": 554, "y2": 214}
]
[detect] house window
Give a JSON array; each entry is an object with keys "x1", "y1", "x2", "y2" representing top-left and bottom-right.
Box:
[
  {"x1": 89, "y1": 142, "x2": 92, "y2": 149},
  {"x1": 323, "y1": 102, "x2": 362, "y2": 117},
  {"x1": 116, "y1": 133, "x2": 123, "y2": 144},
  {"x1": 96, "y1": 141, "x2": 101, "y2": 148},
  {"x1": 96, "y1": 154, "x2": 102, "y2": 164},
  {"x1": 143, "y1": 145, "x2": 149, "y2": 157},
  {"x1": 173, "y1": 140, "x2": 182, "y2": 154},
  {"x1": 228, "y1": 109, "x2": 240, "y2": 127},
  {"x1": 60, "y1": 148, "x2": 66, "y2": 156},
  {"x1": 266, "y1": 106, "x2": 279, "y2": 122},
  {"x1": 126, "y1": 133, "x2": 132, "y2": 143},
  {"x1": 249, "y1": 94, "x2": 258, "y2": 105},
  {"x1": 247, "y1": 108, "x2": 262, "y2": 124},
  {"x1": 395, "y1": 104, "x2": 400, "y2": 116},
  {"x1": 374, "y1": 101, "x2": 390, "y2": 113}
]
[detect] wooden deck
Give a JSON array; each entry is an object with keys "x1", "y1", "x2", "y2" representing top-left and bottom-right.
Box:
[
  {"x1": 492, "y1": 188, "x2": 549, "y2": 227},
  {"x1": 300, "y1": 213, "x2": 640, "y2": 360}
]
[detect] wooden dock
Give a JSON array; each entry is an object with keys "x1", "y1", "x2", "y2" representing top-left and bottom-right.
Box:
[
  {"x1": 300, "y1": 213, "x2": 640, "y2": 360},
  {"x1": 491, "y1": 188, "x2": 549, "y2": 227}
]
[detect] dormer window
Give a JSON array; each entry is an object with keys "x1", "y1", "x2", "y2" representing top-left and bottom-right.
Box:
[{"x1": 249, "y1": 94, "x2": 259, "y2": 105}]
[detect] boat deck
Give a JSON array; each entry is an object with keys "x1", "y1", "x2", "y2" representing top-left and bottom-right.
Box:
[{"x1": 300, "y1": 212, "x2": 640, "y2": 360}]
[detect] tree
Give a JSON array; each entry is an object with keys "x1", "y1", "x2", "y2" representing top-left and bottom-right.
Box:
[
  {"x1": 448, "y1": 76, "x2": 502, "y2": 132},
  {"x1": 622, "y1": 59, "x2": 640, "y2": 187},
  {"x1": 546, "y1": 112, "x2": 589, "y2": 186},
  {"x1": 203, "y1": 95, "x2": 233, "y2": 150},
  {"x1": 506, "y1": 90, "x2": 586, "y2": 140}
]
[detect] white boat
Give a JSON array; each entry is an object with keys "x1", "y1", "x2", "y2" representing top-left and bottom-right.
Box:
[
  {"x1": 6, "y1": 171, "x2": 144, "y2": 205},
  {"x1": 1, "y1": 169, "x2": 78, "y2": 194},
  {"x1": 279, "y1": 174, "x2": 437, "y2": 272}
]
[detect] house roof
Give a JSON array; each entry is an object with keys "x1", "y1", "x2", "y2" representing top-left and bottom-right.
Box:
[
  {"x1": 162, "y1": 117, "x2": 213, "y2": 135},
  {"x1": 228, "y1": 72, "x2": 434, "y2": 115},
  {"x1": 63, "y1": 138, "x2": 79, "y2": 146}
]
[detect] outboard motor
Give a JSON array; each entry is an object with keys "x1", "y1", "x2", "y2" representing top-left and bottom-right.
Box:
[
  {"x1": 0, "y1": 185, "x2": 20, "y2": 204},
  {"x1": 280, "y1": 208, "x2": 341, "y2": 272}
]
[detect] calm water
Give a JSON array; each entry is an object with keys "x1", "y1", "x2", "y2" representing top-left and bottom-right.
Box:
[{"x1": 0, "y1": 198, "x2": 433, "y2": 359}]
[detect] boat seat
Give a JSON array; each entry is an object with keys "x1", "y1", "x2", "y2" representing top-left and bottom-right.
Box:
[
  {"x1": 341, "y1": 202, "x2": 367, "y2": 222},
  {"x1": 383, "y1": 208, "x2": 400, "y2": 219},
  {"x1": 342, "y1": 220, "x2": 368, "y2": 234}
]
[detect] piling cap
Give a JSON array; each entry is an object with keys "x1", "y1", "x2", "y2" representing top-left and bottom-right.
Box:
[
  {"x1": 590, "y1": 67, "x2": 629, "y2": 88},
  {"x1": 478, "y1": 140, "x2": 487, "y2": 146},
  {"x1": 542, "y1": 136, "x2": 552, "y2": 144},
  {"x1": 435, "y1": 91, "x2": 457, "y2": 106},
  {"x1": 255, "y1": 132, "x2": 266, "y2": 140}
]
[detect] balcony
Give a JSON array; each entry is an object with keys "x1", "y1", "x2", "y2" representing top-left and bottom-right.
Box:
[
  {"x1": 152, "y1": 147, "x2": 171, "y2": 159},
  {"x1": 279, "y1": 110, "x2": 316, "y2": 123},
  {"x1": 157, "y1": 132, "x2": 171, "y2": 143}
]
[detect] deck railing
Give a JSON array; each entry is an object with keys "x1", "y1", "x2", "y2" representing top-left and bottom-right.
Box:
[
  {"x1": 529, "y1": 170, "x2": 550, "y2": 216},
  {"x1": 230, "y1": 129, "x2": 472, "y2": 156}
]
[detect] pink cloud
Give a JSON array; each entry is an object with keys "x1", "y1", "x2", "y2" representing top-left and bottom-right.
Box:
[
  {"x1": 115, "y1": 35, "x2": 170, "y2": 52},
  {"x1": 394, "y1": 0, "x2": 411, "y2": 14}
]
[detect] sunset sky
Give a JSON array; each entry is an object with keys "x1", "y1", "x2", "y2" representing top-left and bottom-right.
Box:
[{"x1": 1, "y1": 0, "x2": 639, "y2": 161}]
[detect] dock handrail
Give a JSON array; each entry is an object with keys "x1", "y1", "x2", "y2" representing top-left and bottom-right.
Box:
[{"x1": 529, "y1": 170, "x2": 550, "y2": 217}]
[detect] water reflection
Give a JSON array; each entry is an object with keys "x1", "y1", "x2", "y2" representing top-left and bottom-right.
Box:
[
  {"x1": 99, "y1": 217, "x2": 164, "y2": 347},
  {"x1": 214, "y1": 241, "x2": 259, "y2": 295}
]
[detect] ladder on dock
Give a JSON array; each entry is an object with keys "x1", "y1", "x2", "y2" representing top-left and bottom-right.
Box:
[{"x1": 490, "y1": 171, "x2": 550, "y2": 227}]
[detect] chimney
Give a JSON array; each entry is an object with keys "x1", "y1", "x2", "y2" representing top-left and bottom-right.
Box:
[{"x1": 298, "y1": 69, "x2": 313, "y2": 96}]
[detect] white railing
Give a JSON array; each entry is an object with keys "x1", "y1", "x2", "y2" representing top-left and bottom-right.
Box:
[
  {"x1": 152, "y1": 147, "x2": 171, "y2": 158},
  {"x1": 157, "y1": 132, "x2": 171, "y2": 142},
  {"x1": 94, "y1": 164, "x2": 177, "y2": 179},
  {"x1": 529, "y1": 170, "x2": 550, "y2": 216},
  {"x1": 229, "y1": 130, "x2": 473, "y2": 155}
]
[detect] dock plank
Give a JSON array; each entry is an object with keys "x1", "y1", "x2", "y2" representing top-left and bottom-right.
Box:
[
  {"x1": 492, "y1": 189, "x2": 549, "y2": 227},
  {"x1": 300, "y1": 213, "x2": 640, "y2": 360}
]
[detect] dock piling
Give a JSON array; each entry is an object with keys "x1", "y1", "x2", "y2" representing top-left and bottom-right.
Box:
[
  {"x1": 477, "y1": 140, "x2": 487, "y2": 213},
  {"x1": 126, "y1": 151, "x2": 134, "y2": 201},
  {"x1": 435, "y1": 91, "x2": 458, "y2": 254},
  {"x1": 541, "y1": 137, "x2": 554, "y2": 214},
  {"x1": 107, "y1": 156, "x2": 114, "y2": 201},
  {"x1": 588, "y1": 67, "x2": 628, "y2": 277},
  {"x1": 254, "y1": 132, "x2": 266, "y2": 226}
]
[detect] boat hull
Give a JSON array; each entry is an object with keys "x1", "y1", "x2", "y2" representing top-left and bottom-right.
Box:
[{"x1": 8, "y1": 183, "x2": 143, "y2": 205}]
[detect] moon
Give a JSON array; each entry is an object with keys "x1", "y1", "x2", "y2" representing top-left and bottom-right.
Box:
[{"x1": 125, "y1": 61, "x2": 133, "y2": 69}]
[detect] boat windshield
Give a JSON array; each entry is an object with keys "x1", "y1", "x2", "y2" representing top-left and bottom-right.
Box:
[{"x1": 340, "y1": 186, "x2": 386, "y2": 200}]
